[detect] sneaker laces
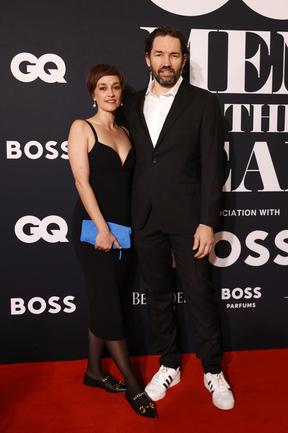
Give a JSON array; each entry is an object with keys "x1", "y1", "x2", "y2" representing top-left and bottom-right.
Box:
[
  {"x1": 152, "y1": 366, "x2": 172, "y2": 386},
  {"x1": 213, "y1": 372, "x2": 230, "y2": 393}
]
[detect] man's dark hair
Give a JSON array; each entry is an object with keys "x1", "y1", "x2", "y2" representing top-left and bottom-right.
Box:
[{"x1": 145, "y1": 26, "x2": 188, "y2": 56}]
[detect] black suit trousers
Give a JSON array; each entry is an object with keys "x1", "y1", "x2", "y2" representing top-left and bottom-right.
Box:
[{"x1": 134, "y1": 209, "x2": 223, "y2": 373}]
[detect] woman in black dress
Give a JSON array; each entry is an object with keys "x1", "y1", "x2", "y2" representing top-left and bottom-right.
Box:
[{"x1": 68, "y1": 64, "x2": 156, "y2": 418}]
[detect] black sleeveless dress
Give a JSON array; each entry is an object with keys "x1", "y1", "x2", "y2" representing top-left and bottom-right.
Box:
[{"x1": 71, "y1": 121, "x2": 135, "y2": 340}]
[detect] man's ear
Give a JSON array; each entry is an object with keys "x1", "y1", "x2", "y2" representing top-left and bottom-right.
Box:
[
  {"x1": 182, "y1": 53, "x2": 188, "y2": 68},
  {"x1": 145, "y1": 52, "x2": 151, "y2": 68}
]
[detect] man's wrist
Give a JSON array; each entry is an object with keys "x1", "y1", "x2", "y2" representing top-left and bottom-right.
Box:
[{"x1": 199, "y1": 223, "x2": 214, "y2": 231}]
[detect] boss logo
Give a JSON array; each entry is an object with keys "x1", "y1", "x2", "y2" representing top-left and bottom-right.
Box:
[
  {"x1": 15, "y1": 216, "x2": 69, "y2": 244},
  {"x1": 6, "y1": 140, "x2": 68, "y2": 160},
  {"x1": 221, "y1": 287, "x2": 262, "y2": 300},
  {"x1": 10, "y1": 53, "x2": 67, "y2": 83},
  {"x1": 210, "y1": 230, "x2": 288, "y2": 267},
  {"x1": 149, "y1": 0, "x2": 288, "y2": 19},
  {"x1": 10, "y1": 296, "x2": 76, "y2": 315}
]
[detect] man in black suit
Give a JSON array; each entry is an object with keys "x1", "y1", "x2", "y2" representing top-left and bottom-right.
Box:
[{"x1": 125, "y1": 26, "x2": 235, "y2": 410}]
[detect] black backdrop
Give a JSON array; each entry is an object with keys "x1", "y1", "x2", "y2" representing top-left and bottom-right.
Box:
[{"x1": 1, "y1": 0, "x2": 287, "y2": 364}]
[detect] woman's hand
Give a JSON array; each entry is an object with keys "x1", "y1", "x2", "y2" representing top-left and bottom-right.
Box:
[{"x1": 95, "y1": 230, "x2": 122, "y2": 251}]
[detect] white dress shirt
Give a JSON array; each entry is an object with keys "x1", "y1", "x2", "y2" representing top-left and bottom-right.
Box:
[{"x1": 143, "y1": 76, "x2": 183, "y2": 146}]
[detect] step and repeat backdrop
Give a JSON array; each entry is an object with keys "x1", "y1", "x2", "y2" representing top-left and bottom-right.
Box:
[{"x1": 1, "y1": 0, "x2": 287, "y2": 363}]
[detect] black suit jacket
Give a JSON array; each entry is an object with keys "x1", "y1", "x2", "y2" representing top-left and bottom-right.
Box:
[{"x1": 125, "y1": 80, "x2": 224, "y2": 232}]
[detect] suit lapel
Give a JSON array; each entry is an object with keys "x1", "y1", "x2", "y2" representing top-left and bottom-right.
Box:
[
  {"x1": 133, "y1": 80, "x2": 194, "y2": 150},
  {"x1": 135, "y1": 90, "x2": 154, "y2": 148},
  {"x1": 154, "y1": 80, "x2": 193, "y2": 150}
]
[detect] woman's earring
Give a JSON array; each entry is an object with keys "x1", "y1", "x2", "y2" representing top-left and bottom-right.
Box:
[
  {"x1": 120, "y1": 102, "x2": 123, "y2": 107},
  {"x1": 92, "y1": 100, "x2": 97, "y2": 108}
]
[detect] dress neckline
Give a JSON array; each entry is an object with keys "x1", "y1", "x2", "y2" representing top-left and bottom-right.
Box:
[
  {"x1": 97, "y1": 142, "x2": 133, "y2": 167},
  {"x1": 86, "y1": 119, "x2": 132, "y2": 167},
  {"x1": 88, "y1": 140, "x2": 133, "y2": 168}
]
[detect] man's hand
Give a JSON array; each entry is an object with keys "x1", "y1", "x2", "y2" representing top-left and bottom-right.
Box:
[{"x1": 193, "y1": 224, "x2": 214, "y2": 259}]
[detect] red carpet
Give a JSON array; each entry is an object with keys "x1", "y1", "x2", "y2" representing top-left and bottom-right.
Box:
[{"x1": 0, "y1": 349, "x2": 287, "y2": 433}]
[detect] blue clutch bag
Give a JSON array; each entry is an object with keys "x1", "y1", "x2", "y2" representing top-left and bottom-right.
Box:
[{"x1": 80, "y1": 220, "x2": 132, "y2": 249}]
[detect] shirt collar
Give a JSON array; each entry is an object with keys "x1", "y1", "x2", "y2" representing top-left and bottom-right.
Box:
[{"x1": 145, "y1": 75, "x2": 183, "y2": 97}]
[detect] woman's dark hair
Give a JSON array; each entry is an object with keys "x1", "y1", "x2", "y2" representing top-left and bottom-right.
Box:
[
  {"x1": 145, "y1": 26, "x2": 188, "y2": 56},
  {"x1": 86, "y1": 64, "x2": 124, "y2": 97}
]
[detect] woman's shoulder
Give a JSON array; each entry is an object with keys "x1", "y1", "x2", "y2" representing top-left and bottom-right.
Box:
[
  {"x1": 68, "y1": 119, "x2": 97, "y2": 147},
  {"x1": 70, "y1": 118, "x2": 90, "y2": 130},
  {"x1": 69, "y1": 119, "x2": 96, "y2": 139}
]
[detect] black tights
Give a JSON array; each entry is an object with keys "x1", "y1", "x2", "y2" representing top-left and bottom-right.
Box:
[{"x1": 87, "y1": 330, "x2": 142, "y2": 394}]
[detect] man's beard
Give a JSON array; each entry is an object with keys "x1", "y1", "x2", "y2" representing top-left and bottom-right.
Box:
[{"x1": 152, "y1": 66, "x2": 182, "y2": 87}]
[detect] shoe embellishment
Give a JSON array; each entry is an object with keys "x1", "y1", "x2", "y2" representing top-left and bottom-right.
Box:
[{"x1": 125, "y1": 390, "x2": 157, "y2": 417}]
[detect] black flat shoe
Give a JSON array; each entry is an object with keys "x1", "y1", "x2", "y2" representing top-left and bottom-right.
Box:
[
  {"x1": 83, "y1": 373, "x2": 126, "y2": 393},
  {"x1": 125, "y1": 390, "x2": 157, "y2": 418}
]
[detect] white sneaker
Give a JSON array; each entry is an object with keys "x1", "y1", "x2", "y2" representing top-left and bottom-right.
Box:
[
  {"x1": 145, "y1": 365, "x2": 181, "y2": 401},
  {"x1": 204, "y1": 371, "x2": 235, "y2": 410}
]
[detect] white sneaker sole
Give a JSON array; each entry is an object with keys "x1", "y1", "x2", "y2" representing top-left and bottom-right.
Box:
[{"x1": 145, "y1": 375, "x2": 181, "y2": 401}]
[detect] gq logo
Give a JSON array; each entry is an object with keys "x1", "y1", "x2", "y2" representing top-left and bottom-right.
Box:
[
  {"x1": 10, "y1": 53, "x2": 66, "y2": 83},
  {"x1": 150, "y1": 0, "x2": 288, "y2": 20},
  {"x1": 15, "y1": 216, "x2": 69, "y2": 243}
]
